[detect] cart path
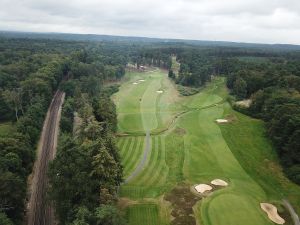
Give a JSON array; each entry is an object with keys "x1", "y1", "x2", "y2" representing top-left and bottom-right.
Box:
[{"x1": 283, "y1": 199, "x2": 300, "y2": 225}]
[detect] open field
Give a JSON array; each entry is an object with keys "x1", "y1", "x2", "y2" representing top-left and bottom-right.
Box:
[{"x1": 114, "y1": 68, "x2": 300, "y2": 225}]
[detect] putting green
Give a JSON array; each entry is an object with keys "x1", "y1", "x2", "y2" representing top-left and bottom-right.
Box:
[{"x1": 114, "y1": 69, "x2": 300, "y2": 225}]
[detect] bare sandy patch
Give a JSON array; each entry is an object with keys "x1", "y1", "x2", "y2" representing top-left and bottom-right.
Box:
[
  {"x1": 139, "y1": 79, "x2": 145, "y2": 82},
  {"x1": 157, "y1": 90, "x2": 164, "y2": 93},
  {"x1": 216, "y1": 119, "x2": 228, "y2": 123},
  {"x1": 211, "y1": 179, "x2": 228, "y2": 186},
  {"x1": 133, "y1": 82, "x2": 138, "y2": 85},
  {"x1": 235, "y1": 99, "x2": 252, "y2": 108},
  {"x1": 194, "y1": 184, "x2": 212, "y2": 193},
  {"x1": 260, "y1": 203, "x2": 285, "y2": 224}
]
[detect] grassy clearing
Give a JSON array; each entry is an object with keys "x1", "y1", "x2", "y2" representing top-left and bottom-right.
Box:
[
  {"x1": 0, "y1": 122, "x2": 15, "y2": 137},
  {"x1": 115, "y1": 69, "x2": 299, "y2": 225}
]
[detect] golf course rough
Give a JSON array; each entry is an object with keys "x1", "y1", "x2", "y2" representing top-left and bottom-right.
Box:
[{"x1": 113, "y1": 68, "x2": 300, "y2": 225}]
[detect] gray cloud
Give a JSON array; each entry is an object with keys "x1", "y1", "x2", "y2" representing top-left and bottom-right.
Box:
[{"x1": 0, "y1": 0, "x2": 300, "y2": 44}]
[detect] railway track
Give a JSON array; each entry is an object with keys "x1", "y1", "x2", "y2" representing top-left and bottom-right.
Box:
[{"x1": 27, "y1": 90, "x2": 65, "y2": 225}]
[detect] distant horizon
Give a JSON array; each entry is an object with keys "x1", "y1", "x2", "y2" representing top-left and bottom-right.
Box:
[
  {"x1": 1, "y1": 29, "x2": 300, "y2": 47},
  {"x1": 1, "y1": 0, "x2": 300, "y2": 45}
]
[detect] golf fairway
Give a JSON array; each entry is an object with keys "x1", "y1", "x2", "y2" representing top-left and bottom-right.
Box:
[{"x1": 112, "y1": 68, "x2": 300, "y2": 225}]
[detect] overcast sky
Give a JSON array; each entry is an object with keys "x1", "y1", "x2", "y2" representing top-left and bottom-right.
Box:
[{"x1": 1, "y1": 0, "x2": 300, "y2": 44}]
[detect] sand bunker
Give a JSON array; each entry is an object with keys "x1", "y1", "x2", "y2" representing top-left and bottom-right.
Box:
[
  {"x1": 195, "y1": 184, "x2": 212, "y2": 193},
  {"x1": 156, "y1": 90, "x2": 164, "y2": 93},
  {"x1": 133, "y1": 82, "x2": 138, "y2": 85},
  {"x1": 260, "y1": 203, "x2": 285, "y2": 224},
  {"x1": 216, "y1": 119, "x2": 228, "y2": 123},
  {"x1": 139, "y1": 79, "x2": 145, "y2": 82},
  {"x1": 211, "y1": 179, "x2": 228, "y2": 186}
]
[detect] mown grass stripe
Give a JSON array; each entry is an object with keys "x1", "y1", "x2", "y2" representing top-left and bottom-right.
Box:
[
  {"x1": 123, "y1": 137, "x2": 141, "y2": 175},
  {"x1": 126, "y1": 204, "x2": 159, "y2": 225},
  {"x1": 123, "y1": 137, "x2": 136, "y2": 169},
  {"x1": 120, "y1": 137, "x2": 131, "y2": 159},
  {"x1": 124, "y1": 136, "x2": 143, "y2": 176},
  {"x1": 135, "y1": 136, "x2": 157, "y2": 185},
  {"x1": 145, "y1": 136, "x2": 161, "y2": 185},
  {"x1": 160, "y1": 136, "x2": 169, "y2": 182},
  {"x1": 131, "y1": 136, "x2": 155, "y2": 185},
  {"x1": 136, "y1": 136, "x2": 159, "y2": 185},
  {"x1": 147, "y1": 136, "x2": 168, "y2": 186}
]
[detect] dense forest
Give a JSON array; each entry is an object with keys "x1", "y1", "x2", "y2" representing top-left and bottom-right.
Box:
[
  {"x1": 48, "y1": 51, "x2": 126, "y2": 225},
  {"x1": 0, "y1": 37, "x2": 128, "y2": 224}
]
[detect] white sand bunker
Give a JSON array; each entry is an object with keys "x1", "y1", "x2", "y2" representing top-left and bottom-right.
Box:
[
  {"x1": 156, "y1": 90, "x2": 164, "y2": 93},
  {"x1": 139, "y1": 79, "x2": 145, "y2": 82},
  {"x1": 211, "y1": 179, "x2": 228, "y2": 186},
  {"x1": 133, "y1": 82, "x2": 138, "y2": 85},
  {"x1": 195, "y1": 184, "x2": 212, "y2": 193},
  {"x1": 260, "y1": 203, "x2": 285, "y2": 224},
  {"x1": 216, "y1": 119, "x2": 228, "y2": 123}
]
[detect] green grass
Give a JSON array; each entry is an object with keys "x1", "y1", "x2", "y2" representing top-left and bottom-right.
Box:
[
  {"x1": 114, "y1": 69, "x2": 299, "y2": 225},
  {"x1": 113, "y1": 69, "x2": 182, "y2": 134},
  {"x1": 126, "y1": 204, "x2": 160, "y2": 225},
  {"x1": 117, "y1": 136, "x2": 145, "y2": 177},
  {"x1": 200, "y1": 193, "x2": 272, "y2": 225},
  {"x1": 220, "y1": 104, "x2": 300, "y2": 213},
  {"x1": 177, "y1": 91, "x2": 272, "y2": 225},
  {"x1": 120, "y1": 136, "x2": 168, "y2": 199},
  {"x1": 0, "y1": 122, "x2": 15, "y2": 137}
]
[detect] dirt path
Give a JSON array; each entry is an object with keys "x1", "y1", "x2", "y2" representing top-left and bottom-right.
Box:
[
  {"x1": 124, "y1": 130, "x2": 151, "y2": 184},
  {"x1": 283, "y1": 199, "x2": 300, "y2": 225},
  {"x1": 26, "y1": 91, "x2": 65, "y2": 225}
]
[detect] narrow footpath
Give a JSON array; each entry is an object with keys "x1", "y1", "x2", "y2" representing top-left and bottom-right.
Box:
[{"x1": 283, "y1": 199, "x2": 300, "y2": 225}]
